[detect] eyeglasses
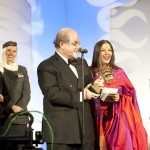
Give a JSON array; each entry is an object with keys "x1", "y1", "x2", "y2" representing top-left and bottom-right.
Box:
[{"x1": 68, "y1": 41, "x2": 80, "y2": 47}]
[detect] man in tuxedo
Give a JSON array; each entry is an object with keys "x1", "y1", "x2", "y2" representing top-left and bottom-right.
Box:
[{"x1": 37, "y1": 28, "x2": 99, "y2": 150}]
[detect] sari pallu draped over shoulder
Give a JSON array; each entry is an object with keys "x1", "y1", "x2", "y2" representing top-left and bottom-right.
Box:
[{"x1": 92, "y1": 67, "x2": 148, "y2": 150}]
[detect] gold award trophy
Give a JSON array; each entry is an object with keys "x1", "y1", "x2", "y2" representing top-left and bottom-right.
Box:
[{"x1": 89, "y1": 83, "x2": 102, "y2": 94}]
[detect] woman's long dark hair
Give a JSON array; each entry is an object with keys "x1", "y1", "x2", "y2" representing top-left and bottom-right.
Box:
[{"x1": 91, "y1": 40, "x2": 116, "y2": 71}]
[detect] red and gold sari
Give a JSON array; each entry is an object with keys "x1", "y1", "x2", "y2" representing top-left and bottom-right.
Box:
[{"x1": 91, "y1": 67, "x2": 148, "y2": 150}]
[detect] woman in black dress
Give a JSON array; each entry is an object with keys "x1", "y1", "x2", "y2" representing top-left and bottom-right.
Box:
[{"x1": 0, "y1": 41, "x2": 31, "y2": 149}]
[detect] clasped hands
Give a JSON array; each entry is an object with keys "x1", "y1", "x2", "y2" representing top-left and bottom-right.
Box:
[
  {"x1": 8, "y1": 105, "x2": 24, "y2": 118},
  {"x1": 11, "y1": 105, "x2": 23, "y2": 113}
]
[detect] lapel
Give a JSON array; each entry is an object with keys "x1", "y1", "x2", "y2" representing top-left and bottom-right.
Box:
[{"x1": 54, "y1": 53, "x2": 78, "y2": 87}]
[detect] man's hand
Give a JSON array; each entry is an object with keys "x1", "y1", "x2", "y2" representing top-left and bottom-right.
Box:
[{"x1": 84, "y1": 84, "x2": 100, "y2": 100}]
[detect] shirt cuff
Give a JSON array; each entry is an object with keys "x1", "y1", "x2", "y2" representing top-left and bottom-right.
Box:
[{"x1": 80, "y1": 92, "x2": 83, "y2": 102}]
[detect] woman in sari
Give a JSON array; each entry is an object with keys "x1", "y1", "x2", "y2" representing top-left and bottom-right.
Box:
[{"x1": 90, "y1": 40, "x2": 148, "y2": 150}]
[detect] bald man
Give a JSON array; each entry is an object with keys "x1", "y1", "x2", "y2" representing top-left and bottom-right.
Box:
[{"x1": 37, "y1": 28, "x2": 99, "y2": 150}]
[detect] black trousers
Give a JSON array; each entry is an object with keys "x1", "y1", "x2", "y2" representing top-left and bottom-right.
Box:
[{"x1": 47, "y1": 143, "x2": 94, "y2": 150}]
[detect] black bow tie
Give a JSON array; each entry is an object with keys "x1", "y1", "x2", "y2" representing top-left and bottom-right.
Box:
[{"x1": 68, "y1": 58, "x2": 77, "y2": 67}]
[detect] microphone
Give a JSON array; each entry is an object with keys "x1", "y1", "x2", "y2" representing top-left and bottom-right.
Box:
[{"x1": 78, "y1": 47, "x2": 88, "y2": 53}]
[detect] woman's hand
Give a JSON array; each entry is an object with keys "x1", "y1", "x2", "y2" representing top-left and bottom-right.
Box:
[
  {"x1": 12, "y1": 105, "x2": 23, "y2": 113},
  {"x1": 0, "y1": 94, "x2": 4, "y2": 103},
  {"x1": 106, "y1": 93, "x2": 120, "y2": 102}
]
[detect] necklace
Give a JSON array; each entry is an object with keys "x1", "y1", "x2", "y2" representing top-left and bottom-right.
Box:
[{"x1": 97, "y1": 66, "x2": 114, "y2": 83}]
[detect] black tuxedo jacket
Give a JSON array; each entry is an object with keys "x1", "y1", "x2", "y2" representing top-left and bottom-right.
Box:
[{"x1": 37, "y1": 52, "x2": 94, "y2": 144}]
